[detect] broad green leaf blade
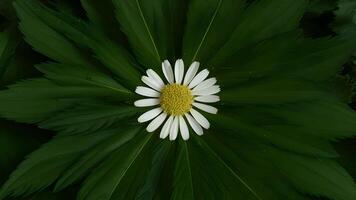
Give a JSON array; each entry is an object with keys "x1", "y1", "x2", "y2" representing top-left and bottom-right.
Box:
[
  {"x1": 0, "y1": 78, "x2": 130, "y2": 123},
  {"x1": 80, "y1": 0, "x2": 126, "y2": 43},
  {"x1": 171, "y1": 137, "x2": 262, "y2": 200},
  {"x1": 111, "y1": 139, "x2": 172, "y2": 200},
  {"x1": 210, "y1": 112, "x2": 338, "y2": 158},
  {"x1": 36, "y1": 63, "x2": 131, "y2": 94},
  {"x1": 270, "y1": 150, "x2": 356, "y2": 200},
  {"x1": 208, "y1": 0, "x2": 307, "y2": 66},
  {"x1": 40, "y1": 103, "x2": 138, "y2": 134},
  {"x1": 15, "y1": 0, "x2": 141, "y2": 89},
  {"x1": 14, "y1": 1, "x2": 91, "y2": 68},
  {"x1": 0, "y1": 132, "x2": 112, "y2": 198},
  {"x1": 220, "y1": 79, "x2": 333, "y2": 105},
  {"x1": 258, "y1": 101, "x2": 356, "y2": 139},
  {"x1": 54, "y1": 127, "x2": 141, "y2": 191},
  {"x1": 204, "y1": 133, "x2": 333, "y2": 200},
  {"x1": 171, "y1": 142, "x2": 194, "y2": 200},
  {"x1": 182, "y1": 0, "x2": 244, "y2": 64},
  {"x1": 215, "y1": 33, "x2": 356, "y2": 86},
  {"x1": 78, "y1": 132, "x2": 152, "y2": 200},
  {"x1": 113, "y1": 0, "x2": 188, "y2": 70},
  {"x1": 134, "y1": 140, "x2": 171, "y2": 200}
]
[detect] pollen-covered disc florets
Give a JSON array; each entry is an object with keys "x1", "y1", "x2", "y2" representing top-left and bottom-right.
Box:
[
  {"x1": 160, "y1": 84, "x2": 193, "y2": 116},
  {"x1": 134, "y1": 59, "x2": 220, "y2": 141}
]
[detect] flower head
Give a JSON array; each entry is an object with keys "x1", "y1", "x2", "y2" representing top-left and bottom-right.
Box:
[{"x1": 134, "y1": 59, "x2": 220, "y2": 140}]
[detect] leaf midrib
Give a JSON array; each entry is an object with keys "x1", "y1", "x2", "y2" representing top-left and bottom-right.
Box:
[
  {"x1": 135, "y1": 0, "x2": 162, "y2": 63},
  {"x1": 184, "y1": 142, "x2": 195, "y2": 198},
  {"x1": 191, "y1": 0, "x2": 223, "y2": 62},
  {"x1": 201, "y1": 139, "x2": 263, "y2": 200},
  {"x1": 107, "y1": 133, "x2": 153, "y2": 199}
]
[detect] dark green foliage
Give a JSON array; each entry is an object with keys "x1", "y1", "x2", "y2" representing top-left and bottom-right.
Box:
[{"x1": 0, "y1": 0, "x2": 355, "y2": 200}]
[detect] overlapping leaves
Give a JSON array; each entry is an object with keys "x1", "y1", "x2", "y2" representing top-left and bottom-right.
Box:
[{"x1": 0, "y1": 0, "x2": 356, "y2": 199}]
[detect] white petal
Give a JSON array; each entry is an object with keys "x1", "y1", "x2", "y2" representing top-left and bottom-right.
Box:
[
  {"x1": 193, "y1": 102, "x2": 218, "y2": 114},
  {"x1": 179, "y1": 116, "x2": 190, "y2": 140},
  {"x1": 142, "y1": 76, "x2": 163, "y2": 91},
  {"x1": 135, "y1": 86, "x2": 160, "y2": 97},
  {"x1": 185, "y1": 113, "x2": 204, "y2": 136},
  {"x1": 146, "y1": 112, "x2": 167, "y2": 132},
  {"x1": 188, "y1": 69, "x2": 209, "y2": 89},
  {"x1": 160, "y1": 116, "x2": 174, "y2": 139},
  {"x1": 134, "y1": 98, "x2": 160, "y2": 107},
  {"x1": 138, "y1": 107, "x2": 162, "y2": 123},
  {"x1": 192, "y1": 78, "x2": 217, "y2": 92},
  {"x1": 146, "y1": 69, "x2": 165, "y2": 87},
  {"x1": 162, "y1": 60, "x2": 174, "y2": 84},
  {"x1": 169, "y1": 117, "x2": 179, "y2": 141},
  {"x1": 194, "y1": 95, "x2": 220, "y2": 103},
  {"x1": 183, "y1": 62, "x2": 200, "y2": 85},
  {"x1": 192, "y1": 85, "x2": 220, "y2": 96},
  {"x1": 190, "y1": 109, "x2": 210, "y2": 129},
  {"x1": 174, "y1": 59, "x2": 184, "y2": 84}
]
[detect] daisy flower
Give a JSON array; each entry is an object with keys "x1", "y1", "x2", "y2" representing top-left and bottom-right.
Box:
[{"x1": 134, "y1": 59, "x2": 220, "y2": 140}]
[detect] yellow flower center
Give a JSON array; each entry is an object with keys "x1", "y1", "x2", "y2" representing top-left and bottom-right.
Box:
[{"x1": 160, "y1": 84, "x2": 193, "y2": 116}]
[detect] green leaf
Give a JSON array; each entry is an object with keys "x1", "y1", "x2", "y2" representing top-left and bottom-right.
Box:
[
  {"x1": 220, "y1": 79, "x2": 333, "y2": 105},
  {"x1": 111, "y1": 139, "x2": 172, "y2": 200},
  {"x1": 80, "y1": 0, "x2": 126, "y2": 43},
  {"x1": 112, "y1": 0, "x2": 188, "y2": 70},
  {"x1": 40, "y1": 103, "x2": 139, "y2": 134},
  {"x1": 198, "y1": 136, "x2": 304, "y2": 199},
  {"x1": 182, "y1": 0, "x2": 244, "y2": 64},
  {"x1": 210, "y1": 113, "x2": 338, "y2": 158},
  {"x1": 14, "y1": 1, "x2": 91, "y2": 68},
  {"x1": 54, "y1": 127, "x2": 141, "y2": 191},
  {"x1": 14, "y1": 0, "x2": 141, "y2": 89},
  {"x1": 259, "y1": 101, "x2": 356, "y2": 139},
  {"x1": 0, "y1": 27, "x2": 21, "y2": 80},
  {"x1": 36, "y1": 62, "x2": 131, "y2": 94},
  {"x1": 171, "y1": 142, "x2": 194, "y2": 200},
  {"x1": 0, "y1": 132, "x2": 113, "y2": 198},
  {"x1": 134, "y1": 140, "x2": 171, "y2": 200},
  {"x1": 171, "y1": 137, "x2": 263, "y2": 200},
  {"x1": 0, "y1": 78, "x2": 130, "y2": 123},
  {"x1": 0, "y1": 0, "x2": 16, "y2": 19},
  {"x1": 208, "y1": 0, "x2": 307, "y2": 66},
  {"x1": 215, "y1": 33, "x2": 356, "y2": 86},
  {"x1": 77, "y1": 131, "x2": 152, "y2": 200},
  {"x1": 270, "y1": 150, "x2": 356, "y2": 200},
  {"x1": 308, "y1": 0, "x2": 337, "y2": 14},
  {"x1": 0, "y1": 121, "x2": 44, "y2": 185}
]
